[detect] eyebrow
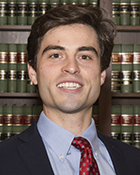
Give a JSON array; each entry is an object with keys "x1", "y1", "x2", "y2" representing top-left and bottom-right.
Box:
[
  {"x1": 77, "y1": 46, "x2": 99, "y2": 57},
  {"x1": 42, "y1": 45, "x2": 99, "y2": 57},
  {"x1": 42, "y1": 45, "x2": 65, "y2": 55}
]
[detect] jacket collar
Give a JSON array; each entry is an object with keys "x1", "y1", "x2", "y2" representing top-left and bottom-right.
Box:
[
  {"x1": 17, "y1": 122, "x2": 129, "y2": 175},
  {"x1": 97, "y1": 130, "x2": 128, "y2": 175}
]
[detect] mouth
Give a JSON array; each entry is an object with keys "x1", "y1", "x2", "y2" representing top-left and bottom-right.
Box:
[{"x1": 57, "y1": 82, "x2": 82, "y2": 90}]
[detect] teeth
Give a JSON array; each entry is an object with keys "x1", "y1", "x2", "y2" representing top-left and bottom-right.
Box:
[{"x1": 57, "y1": 82, "x2": 81, "y2": 89}]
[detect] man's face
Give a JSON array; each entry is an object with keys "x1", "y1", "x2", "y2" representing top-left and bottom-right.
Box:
[{"x1": 28, "y1": 24, "x2": 106, "y2": 115}]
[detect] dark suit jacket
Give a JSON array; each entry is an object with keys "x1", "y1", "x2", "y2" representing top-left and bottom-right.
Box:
[{"x1": 0, "y1": 121, "x2": 140, "y2": 175}]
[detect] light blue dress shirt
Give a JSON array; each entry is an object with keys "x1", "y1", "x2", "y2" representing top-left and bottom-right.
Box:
[{"x1": 37, "y1": 111, "x2": 116, "y2": 175}]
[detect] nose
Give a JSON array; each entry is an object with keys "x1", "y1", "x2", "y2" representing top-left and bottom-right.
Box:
[{"x1": 61, "y1": 58, "x2": 80, "y2": 75}]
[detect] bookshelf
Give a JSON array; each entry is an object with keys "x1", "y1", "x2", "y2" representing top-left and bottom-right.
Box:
[
  {"x1": 111, "y1": 0, "x2": 140, "y2": 147},
  {"x1": 0, "y1": 0, "x2": 140, "y2": 140}
]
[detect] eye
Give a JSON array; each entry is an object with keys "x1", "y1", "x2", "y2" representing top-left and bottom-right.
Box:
[
  {"x1": 49, "y1": 53, "x2": 61, "y2": 59},
  {"x1": 80, "y1": 55, "x2": 91, "y2": 60}
]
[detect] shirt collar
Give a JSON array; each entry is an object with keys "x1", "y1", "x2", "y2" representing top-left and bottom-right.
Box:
[{"x1": 37, "y1": 111, "x2": 99, "y2": 161}]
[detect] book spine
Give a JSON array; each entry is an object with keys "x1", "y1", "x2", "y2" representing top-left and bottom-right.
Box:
[
  {"x1": 8, "y1": 44, "x2": 17, "y2": 92},
  {"x1": 0, "y1": 105, "x2": 3, "y2": 142},
  {"x1": 26, "y1": 74, "x2": 36, "y2": 93},
  {"x1": 89, "y1": 0, "x2": 99, "y2": 7},
  {"x1": 121, "y1": 44, "x2": 133, "y2": 93},
  {"x1": 49, "y1": 0, "x2": 60, "y2": 10},
  {"x1": 133, "y1": 44, "x2": 140, "y2": 93},
  {"x1": 130, "y1": 0, "x2": 140, "y2": 26},
  {"x1": 0, "y1": 44, "x2": 8, "y2": 93},
  {"x1": 23, "y1": 105, "x2": 33, "y2": 130},
  {"x1": 17, "y1": 44, "x2": 27, "y2": 93},
  {"x1": 0, "y1": 0, "x2": 7, "y2": 25},
  {"x1": 12, "y1": 105, "x2": 24, "y2": 135},
  {"x1": 121, "y1": 105, "x2": 133, "y2": 145},
  {"x1": 28, "y1": 0, "x2": 38, "y2": 25},
  {"x1": 3, "y1": 105, "x2": 13, "y2": 140},
  {"x1": 120, "y1": 0, "x2": 130, "y2": 25},
  {"x1": 111, "y1": 105, "x2": 121, "y2": 140},
  {"x1": 69, "y1": 0, "x2": 78, "y2": 5},
  {"x1": 17, "y1": 0, "x2": 28, "y2": 25},
  {"x1": 38, "y1": 0, "x2": 49, "y2": 16},
  {"x1": 7, "y1": 0, "x2": 17, "y2": 25},
  {"x1": 112, "y1": 0, "x2": 120, "y2": 25},
  {"x1": 133, "y1": 106, "x2": 140, "y2": 148},
  {"x1": 78, "y1": 0, "x2": 89, "y2": 5},
  {"x1": 111, "y1": 44, "x2": 122, "y2": 93},
  {"x1": 32, "y1": 104, "x2": 42, "y2": 122}
]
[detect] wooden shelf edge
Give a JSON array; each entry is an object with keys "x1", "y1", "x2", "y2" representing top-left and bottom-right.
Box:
[
  {"x1": 0, "y1": 25, "x2": 139, "y2": 32},
  {"x1": 112, "y1": 93, "x2": 140, "y2": 98},
  {"x1": 117, "y1": 26, "x2": 140, "y2": 32},
  {"x1": 0, "y1": 25, "x2": 31, "y2": 31},
  {"x1": 0, "y1": 93, "x2": 39, "y2": 98}
]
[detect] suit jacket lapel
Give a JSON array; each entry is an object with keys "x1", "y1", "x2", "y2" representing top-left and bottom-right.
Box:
[
  {"x1": 98, "y1": 131, "x2": 128, "y2": 175},
  {"x1": 18, "y1": 122, "x2": 54, "y2": 175}
]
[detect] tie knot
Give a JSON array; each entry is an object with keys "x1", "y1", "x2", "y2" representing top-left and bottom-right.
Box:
[{"x1": 72, "y1": 137, "x2": 91, "y2": 152}]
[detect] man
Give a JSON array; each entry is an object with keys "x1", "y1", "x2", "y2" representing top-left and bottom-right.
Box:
[{"x1": 0, "y1": 5, "x2": 140, "y2": 175}]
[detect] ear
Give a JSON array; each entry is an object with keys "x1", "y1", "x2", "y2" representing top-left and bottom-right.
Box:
[
  {"x1": 100, "y1": 70, "x2": 106, "y2": 86},
  {"x1": 28, "y1": 63, "x2": 38, "y2": 85}
]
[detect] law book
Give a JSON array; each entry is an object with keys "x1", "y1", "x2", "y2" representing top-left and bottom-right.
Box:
[
  {"x1": 60, "y1": 0, "x2": 70, "y2": 5},
  {"x1": 120, "y1": 0, "x2": 130, "y2": 25},
  {"x1": 69, "y1": 0, "x2": 78, "y2": 5},
  {"x1": 32, "y1": 104, "x2": 43, "y2": 122},
  {"x1": 3, "y1": 105, "x2": 13, "y2": 140},
  {"x1": 28, "y1": 0, "x2": 39, "y2": 25},
  {"x1": 8, "y1": 44, "x2": 17, "y2": 92},
  {"x1": 121, "y1": 44, "x2": 133, "y2": 93},
  {"x1": 0, "y1": 0, "x2": 7, "y2": 25},
  {"x1": 78, "y1": 0, "x2": 88, "y2": 5},
  {"x1": 7, "y1": 0, "x2": 17, "y2": 25},
  {"x1": 49, "y1": 0, "x2": 60, "y2": 9},
  {"x1": 130, "y1": 0, "x2": 140, "y2": 26},
  {"x1": 111, "y1": 105, "x2": 121, "y2": 140},
  {"x1": 23, "y1": 105, "x2": 33, "y2": 130},
  {"x1": 0, "y1": 105, "x2": 3, "y2": 142},
  {"x1": 26, "y1": 73, "x2": 36, "y2": 93},
  {"x1": 12, "y1": 105, "x2": 24, "y2": 135},
  {"x1": 17, "y1": 0, "x2": 28, "y2": 25},
  {"x1": 121, "y1": 105, "x2": 133, "y2": 145},
  {"x1": 0, "y1": 44, "x2": 8, "y2": 93},
  {"x1": 92, "y1": 105, "x2": 99, "y2": 128},
  {"x1": 38, "y1": 0, "x2": 49, "y2": 16},
  {"x1": 133, "y1": 106, "x2": 140, "y2": 148},
  {"x1": 17, "y1": 44, "x2": 27, "y2": 93},
  {"x1": 89, "y1": 0, "x2": 98, "y2": 7},
  {"x1": 112, "y1": 0, "x2": 120, "y2": 25},
  {"x1": 133, "y1": 44, "x2": 140, "y2": 93},
  {"x1": 111, "y1": 44, "x2": 122, "y2": 93}
]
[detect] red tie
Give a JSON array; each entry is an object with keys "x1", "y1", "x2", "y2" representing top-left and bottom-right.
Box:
[{"x1": 72, "y1": 137, "x2": 100, "y2": 175}]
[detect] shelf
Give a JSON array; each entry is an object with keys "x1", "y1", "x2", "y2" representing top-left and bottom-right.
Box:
[
  {"x1": 117, "y1": 26, "x2": 140, "y2": 32},
  {"x1": 0, "y1": 25, "x2": 31, "y2": 31},
  {"x1": 0, "y1": 93, "x2": 39, "y2": 98},
  {"x1": 0, "y1": 25, "x2": 140, "y2": 32},
  {"x1": 112, "y1": 93, "x2": 140, "y2": 98}
]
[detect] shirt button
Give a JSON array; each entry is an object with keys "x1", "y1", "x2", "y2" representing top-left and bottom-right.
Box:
[
  {"x1": 59, "y1": 154, "x2": 64, "y2": 159},
  {"x1": 95, "y1": 152, "x2": 98, "y2": 157}
]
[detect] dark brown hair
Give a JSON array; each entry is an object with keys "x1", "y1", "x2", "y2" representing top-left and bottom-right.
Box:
[{"x1": 27, "y1": 5, "x2": 116, "y2": 72}]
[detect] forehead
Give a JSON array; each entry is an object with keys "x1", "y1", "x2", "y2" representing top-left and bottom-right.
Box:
[{"x1": 40, "y1": 24, "x2": 99, "y2": 49}]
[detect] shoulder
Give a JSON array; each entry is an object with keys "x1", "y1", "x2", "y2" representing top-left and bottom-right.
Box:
[
  {"x1": 0, "y1": 121, "x2": 38, "y2": 153},
  {"x1": 98, "y1": 130, "x2": 140, "y2": 157}
]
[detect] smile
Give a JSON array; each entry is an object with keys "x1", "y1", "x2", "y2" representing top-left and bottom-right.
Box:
[{"x1": 57, "y1": 82, "x2": 82, "y2": 89}]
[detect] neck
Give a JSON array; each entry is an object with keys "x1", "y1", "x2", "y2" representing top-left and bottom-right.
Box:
[{"x1": 43, "y1": 107, "x2": 92, "y2": 136}]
